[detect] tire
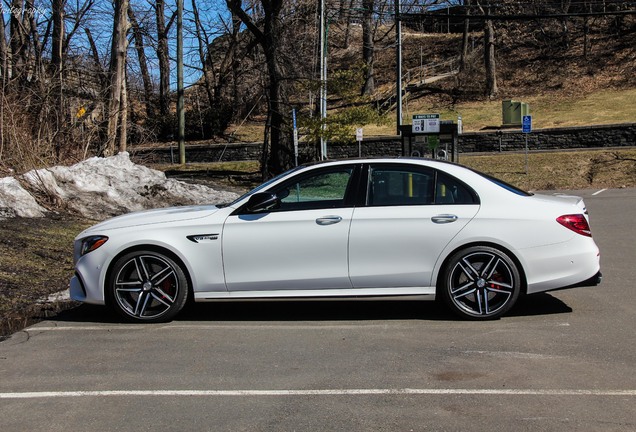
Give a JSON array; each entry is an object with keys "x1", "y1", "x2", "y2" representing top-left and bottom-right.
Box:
[
  {"x1": 107, "y1": 250, "x2": 189, "y2": 323},
  {"x1": 440, "y1": 246, "x2": 521, "y2": 320}
]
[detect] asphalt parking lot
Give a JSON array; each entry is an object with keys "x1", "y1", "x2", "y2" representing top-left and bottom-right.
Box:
[{"x1": 1, "y1": 188, "x2": 635, "y2": 431}]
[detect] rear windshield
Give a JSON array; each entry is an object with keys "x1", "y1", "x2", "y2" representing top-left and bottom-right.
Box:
[{"x1": 478, "y1": 172, "x2": 533, "y2": 196}]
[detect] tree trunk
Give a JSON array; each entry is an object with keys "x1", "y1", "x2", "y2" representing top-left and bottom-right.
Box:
[
  {"x1": 226, "y1": 0, "x2": 292, "y2": 178},
  {"x1": 49, "y1": 0, "x2": 65, "y2": 161},
  {"x1": 262, "y1": 1, "x2": 290, "y2": 177},
  {"x1": 560, "y1": 0, "x2": 572, "y2": 49},
  {"x1": 128, "y1": 4, "x2": 154, "y2": 118},
  {"x1": 118, "y1": 68, "x2": 128, "y2": 153},
  {"x1": 0, "y1": 15, "x2": 5, "y2": 159},
  {"x1": 84, "y1": 26, "x2": 107, "y2": 90},
  {"x1": 191, "y1": 0, "x2": 216, "y2": 108},
  {"x1": 459, "y1": 0, "x2": 471, "y2": 72},
  {"x1": 361, "y1": 0, "x2": 375, "y2": 95},
  {"x1": 343, "y1": 0, "x2": 354, "y2": 49},
  {"x1": 105, "y1": 0, "x2": 128, "y2": 156},
  {"x1": 476, "y1": 1, "x2": 497, "y2": 99},
  {"x1": 51, "y1": 0, "x2": 65, "y2": 73},
  {"x1": 155, "y1": 0, "x2": 171, "y2": 120},
  {"x1": 484, "y1": 18, "x2": 497, "y2": 98},
  {"x1": 0, "y1": 15, "x2": 7, "y2": 80},
  {"x1": 9, "y1": 0, "x2": 27, "y2": 80},
  {"x1": 25, "y1": 0, "x2": 43, "y2": 80}
]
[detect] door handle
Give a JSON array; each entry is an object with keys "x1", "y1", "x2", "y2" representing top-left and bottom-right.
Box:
[
  {"x1": 431, "y1": 214, "x2": 458, "y2": 224},
  {"x1": 316, "y1": 216, "x2": 343, "y2": 226}
]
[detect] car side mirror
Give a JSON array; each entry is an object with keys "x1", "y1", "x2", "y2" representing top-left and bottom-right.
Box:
[{"x1": 245, "y1": 192, "x2": 280, "y2": 213}]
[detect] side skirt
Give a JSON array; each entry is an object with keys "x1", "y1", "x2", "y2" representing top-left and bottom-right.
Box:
[{"x1": 194, "y1": 287, "x2": 436, "y2": 302}]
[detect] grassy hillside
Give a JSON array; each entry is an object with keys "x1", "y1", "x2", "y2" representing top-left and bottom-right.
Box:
[{"x1": 230, "y1": 17, "x2": 636, "y2": 141}]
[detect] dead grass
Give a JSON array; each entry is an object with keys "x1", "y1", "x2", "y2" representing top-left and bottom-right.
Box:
[
  {"x1": 0, "y1": 214, "x2": 92, "y2": 339},
  {"x1": 228, "y1": 87, "x2": 636, "y2": 141},
  {"x1": 460, "y1": 149, "x2": 636, "y2": 191},
  {"x1": 1, "y1": 149, "x2": 634, "y2": 339},
  {"x1": 227, "y1": 22, "x2": 635, "y2": 139}
]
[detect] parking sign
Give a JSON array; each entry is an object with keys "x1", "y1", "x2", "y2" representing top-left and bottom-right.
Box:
[
  {"x1": 412, "y1": 114, "x2": 440, "y2": 134},
  {"x1": 522, "y1": 115, "x2": 532, "y2": 133}
]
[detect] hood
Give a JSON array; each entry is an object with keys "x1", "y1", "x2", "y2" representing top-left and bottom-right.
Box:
[{"x1": 79, "y1": 204, "x2": 220, "y2": 235}]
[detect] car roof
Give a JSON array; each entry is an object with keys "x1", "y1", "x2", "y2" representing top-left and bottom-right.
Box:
[{"x1": 301, "y1": 157, "x2": 461, "y2": 170}]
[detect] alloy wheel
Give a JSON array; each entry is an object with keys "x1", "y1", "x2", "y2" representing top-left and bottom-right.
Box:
[
  {"x1": 113, "y1": 253, "x2": 182, "y2": 321},
  {"x1": 444, "y1": 248, "x2": 520, "y2": 319}
]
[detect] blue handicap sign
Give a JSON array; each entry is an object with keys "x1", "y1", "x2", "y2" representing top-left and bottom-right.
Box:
[{"x1": 522, "y1": 115, "x2": 532, "y2": 133}]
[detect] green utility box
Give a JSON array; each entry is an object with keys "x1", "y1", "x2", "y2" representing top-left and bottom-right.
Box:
[{"x1": 502, "y1": 100, "x2": 530, "y2": 126}]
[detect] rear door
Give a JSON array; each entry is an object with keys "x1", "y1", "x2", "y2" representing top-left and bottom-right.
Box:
[{"x1": 348, "y1": 163, "x2": 480, "y2": 288}]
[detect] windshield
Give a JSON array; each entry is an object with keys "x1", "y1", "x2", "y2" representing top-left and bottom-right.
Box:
[{"x1": 224, "y1": 166, "x2": 305, "y2": 207}]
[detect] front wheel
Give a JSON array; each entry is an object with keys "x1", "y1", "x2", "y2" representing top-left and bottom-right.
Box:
[
  {"x1": 440, "y1": 246, "x2": 521, "y2": 320},
  {"x1": 107, "y1": 250, "x2": 189, "y2": 323}
]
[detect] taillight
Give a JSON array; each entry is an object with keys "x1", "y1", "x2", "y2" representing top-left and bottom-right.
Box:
[{"x1": 556, "y1": 214, "x2": 592, "y2": 237}]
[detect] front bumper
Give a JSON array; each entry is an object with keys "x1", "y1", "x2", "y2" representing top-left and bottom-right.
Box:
[{"x1": 69, "y1": 274, "x2": 86, "y2": 302}]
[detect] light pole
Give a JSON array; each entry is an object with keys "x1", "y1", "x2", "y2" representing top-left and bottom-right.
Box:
[
  {"x1": 319, "y1": 0, "x2": 328, "y2": 159},
  {"x1": 396, "y1": 0, "x2": 403, "y2": 135},
  {"x1": 177, "y1": 0, "x2": 185, "y2": 164}
]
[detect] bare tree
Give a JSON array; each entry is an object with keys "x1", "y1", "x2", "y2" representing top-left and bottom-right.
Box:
[
  {"x1": 559, "y1": 0, "x2": 572, "y2": 49},
  {"x1": 476, "y1": 0, "x2": 498, "y2": 98},
  {"x1": 341, "y1": 0, "x2": 355, "y2": 48},
  {"x1": 84, "y1": 27, "x2": 101, "y2": 70},
  {"x1": 0, "y1": 14, "x2": 6, "y2": 161},
  {"x1": 459, "y1": 0, "x2": 471, "y2": 72},
  {"x1": 191, "y1": 0, "x2": 240, "y2": 135},
  {"x1": 51, "y1": 0, "x2": 65, "y2": 73},
  {"x1": 128, "y1": 3, "x2": 154, "y2": 118},
  {"x1": 9, "y1": 0, "x2": 28, "y2": 81},
  {"x1": 0, "y1": 15, "x2": 7, "y2": 79},
  {"x1": 105, "y1": 0, "x2": 129, "y2": 155},
  {"x1": 24, "y1": 0, "x2": 44, "y2": 80},
  {"x1": 360, "y1": 0, "x2": 393, "y2": 96},
  {"x1": 62, "y1": 0, "x2": 95, "y2": 58},
  {"x1": 154, "y1": 0, "x2": 174, "y2": 122},
  {"x1": 226, "y1": 0, "x2": 293, "y2": 178},
  {"x1": 361, "y1": 0, "x2": 374, "y2": 95}
]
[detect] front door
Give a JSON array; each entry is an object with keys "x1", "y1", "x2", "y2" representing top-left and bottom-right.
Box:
[{"x1": 222, "y1": 165, "x2": 357, "y2": 292}]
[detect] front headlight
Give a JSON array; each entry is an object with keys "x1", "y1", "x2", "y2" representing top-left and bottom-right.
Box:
[{"x1": 79, "y1": 235, "x2": 109, "y2": 256}]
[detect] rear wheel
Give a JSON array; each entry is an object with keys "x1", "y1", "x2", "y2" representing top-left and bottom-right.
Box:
[
  {"x1": 441, "y1": 246, "x2": 521, "y2": 320},
  {"x1": 107, "y1": 250, "x2": 189, "y2": 323}
]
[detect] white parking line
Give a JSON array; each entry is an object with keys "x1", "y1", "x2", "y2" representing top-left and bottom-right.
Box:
[
  {"x1": 26, "y1": 323, "x2": 395, "y2": 332},
  {"x1": 21, "y1": 321, "x2": 576, "y2": 333},
  {"x1": 592, "y1": 188, "x2": 607, "y2": 196},
  {"x1": 26, "y1": 326, "x2": 145, "y2": 331},
  {"x1": 1, "y1": 388, "x2": 635, "y2": 399}
]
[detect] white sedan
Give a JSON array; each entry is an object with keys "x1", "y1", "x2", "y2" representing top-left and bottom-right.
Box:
[{"x1": 70, "y1": 158, "x2": 601, "y2": 322}]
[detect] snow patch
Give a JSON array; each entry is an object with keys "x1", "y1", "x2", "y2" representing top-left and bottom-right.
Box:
[
  {"x1": 0, "y1": 177, "x2": 47, "y2": 218},
  {"x1": 3, "y1": 152, "x2": 239, "y2": 221}
]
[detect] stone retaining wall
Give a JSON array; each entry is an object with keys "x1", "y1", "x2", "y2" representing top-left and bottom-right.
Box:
[
  {"x1": 459, "y1": 123, "x2": 636, "y2": 153},
  {"x1": 130, "y1": 123, "x2": 636, "y2": 164}
]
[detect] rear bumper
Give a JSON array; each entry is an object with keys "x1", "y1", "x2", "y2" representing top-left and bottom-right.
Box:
[
  {"x1": 567, "y1": 271, "x2": 602, "y2": 288},
  {"x1": 535, "y1": 271, "x2": 602, "y2": 294},
  {"x1": 523, "y1": 233, "x2": 601, "y2": 294}
]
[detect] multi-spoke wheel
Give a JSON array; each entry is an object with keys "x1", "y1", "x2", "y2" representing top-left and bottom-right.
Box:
[
  {"x1": 441, "y1": 246, "x2": 521, "y2": 320},
  {"x1": 107, "y1": 250, "x2": 189, "y2": 323}
]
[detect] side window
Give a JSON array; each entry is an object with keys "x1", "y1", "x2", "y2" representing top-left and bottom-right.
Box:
[
  {"x1": 368, "y1": 167, "x2": 435, "y2": 206},
  {"x1": 274, "y1": 168, "x2": 354, "y2": 211},
  {"x1": 435, "y1": 172, "x2": 479, "y2": 205}
]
